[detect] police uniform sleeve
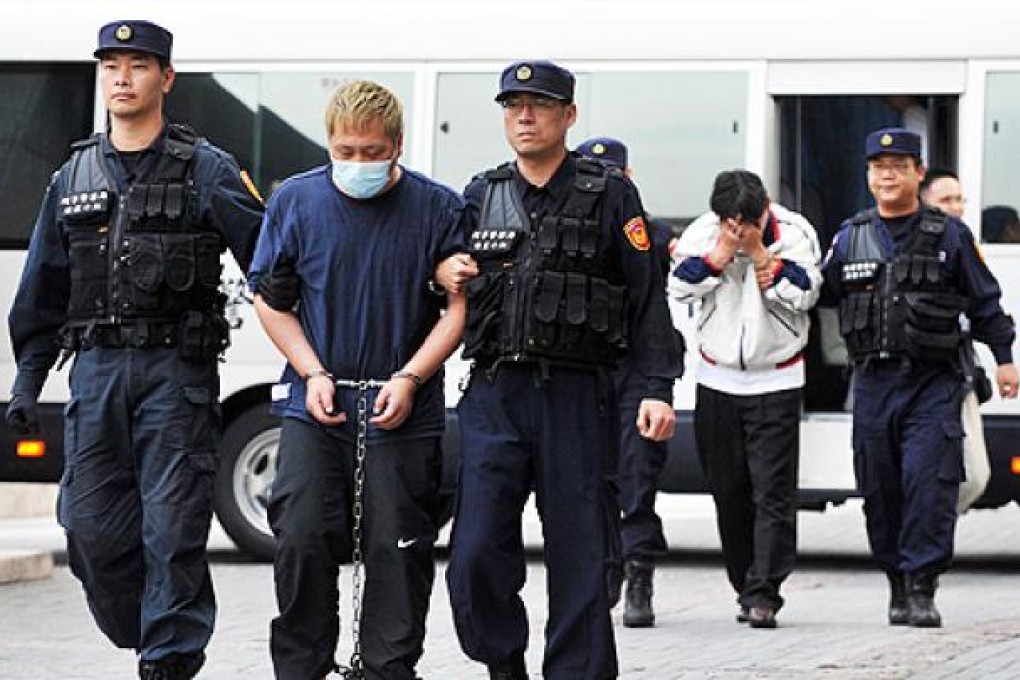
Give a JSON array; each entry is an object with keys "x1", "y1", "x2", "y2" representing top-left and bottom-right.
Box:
[
  {"x1": 8, "y1": 171, "x2": 70, "y2": 383},
  {"x1": 819, "y1": 227, "x2": 849, "y2": 307},
  {"x1": 955, "y1": 224, "x2": 1015, "y2": 363},
  {"x1": 435, "y1": 189, "x2": 468, "y2": 264},
  {"x1": 606, "y1": 179, "x2": 682, "y2": 401},
  {"x1": 461, "y1": 177, "x2": 484, "y2": 239},
  {"x1": 193, "y1": 143, "x2": 264, "y2": 273}
]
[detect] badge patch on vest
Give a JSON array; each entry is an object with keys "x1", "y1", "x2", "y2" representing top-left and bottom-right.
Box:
[
  {"x1": 240, "y1": 169, "x2": 264, "y2": 205},
  {"x1": 623, "y1": 216, "x2": 651, "y2": 251}
]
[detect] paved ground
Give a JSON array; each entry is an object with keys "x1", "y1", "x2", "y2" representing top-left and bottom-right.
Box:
[{"x1": 1, "y1": 498, "x2": 1019, "y2": 678}]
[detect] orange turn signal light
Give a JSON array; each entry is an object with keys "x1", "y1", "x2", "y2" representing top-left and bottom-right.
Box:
[
  {"x1": 1012, "y1": 456, "x2": 1020, "y2": 475},
  {"x1": 16, "y1": 440, "x2": 45, "y2": 458}
]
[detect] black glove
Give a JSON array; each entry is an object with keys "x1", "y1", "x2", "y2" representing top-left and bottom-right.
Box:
[
  {"x1": 6, "y1": 392, "x2": 40, "y2": 435},
  {"x1": 6, "y1": 370, "x2": 46, "y2": 435}
]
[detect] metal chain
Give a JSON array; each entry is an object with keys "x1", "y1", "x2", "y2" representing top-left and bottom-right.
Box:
[{"x1": 333, "y1": 378, "x2": 385, "y2": 680}]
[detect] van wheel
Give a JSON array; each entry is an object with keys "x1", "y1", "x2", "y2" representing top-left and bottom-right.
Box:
[{"x1": 215, "y1": 404, "x2": 280, "y2": 562}]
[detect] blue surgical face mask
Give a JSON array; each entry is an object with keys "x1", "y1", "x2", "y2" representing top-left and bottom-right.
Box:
[{"x1": 330, "y1": 158, "x2": 394, "y2": 199}]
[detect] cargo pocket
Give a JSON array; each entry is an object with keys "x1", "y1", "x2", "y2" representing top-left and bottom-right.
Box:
[{"x1": 937, "y1": 420, "x2": 965, "y2": 484}]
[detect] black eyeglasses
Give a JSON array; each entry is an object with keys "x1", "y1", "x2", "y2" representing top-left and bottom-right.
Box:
[{"x1": 499, "y1": 95, "x2": 561, "y2": 111}]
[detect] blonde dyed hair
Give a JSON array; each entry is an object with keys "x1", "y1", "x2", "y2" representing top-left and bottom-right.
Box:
[{"x1": 324, "y1": 79, "x2": 403, "y2": 143}]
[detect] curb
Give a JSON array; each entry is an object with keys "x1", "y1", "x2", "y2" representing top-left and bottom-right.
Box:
[{"x1": 0, "y1": 549, "x2": 54, "y2": 585}]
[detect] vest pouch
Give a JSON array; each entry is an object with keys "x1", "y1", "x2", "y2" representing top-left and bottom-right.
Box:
[
  {"x1": 67, "y1": 234, "x2": 110, "y2": 320},
  {"x1": 904, "y1": 323, "x2": 960, "y2": 363},
  {"x1": 910, "y1": 255, "x2": 940, "y2": 286},
  {"x1": 162, "y1": 234, "x2": 197, "y2": 292},
  {"x1": 564, "y1": 273, "x2": 588, "y2": 326},
  {"x1": 853, "y1": 293, "x2": 872, "y2": 331},
  {"x1": 164, "y1": 184, "x2": 184, "y2": 220},
  {"x1": 463, "y1": 271, "x2": 506, "y2": 359},
  {"x1": 558, "y1": 273, "x2": 587, "y2": 351},
  {"x1": 561, "y1": 218, "x2": 581, "y2": 259},
  {"x1": 193, "y1": 233, "x2": 224, "y2": 290},
  {"x1": 125, "y1": 234, "x2": 163, "y2": 293},
  {"x1": 145, "y1": 184, "x2": 166, "y2": 218},
  {"x1": 589, "y1": 278, "x2": 609, "y2": 332},
  {"x1": 894, "y1": 257, "x2": 911, "y2": 284},
  {"x1": 125, "y1": 184, "x2": 148, "y2": 224},
  {"x1": 533, "y1": 271, "x2": 565, "y2": 323},
  {"x1": 122, "y1": 234, "x2": 163, "y2": 314},
  {"x1": 531, "y1": 271, "x2": 565, "y2": 349},
  {"x1": 903, "y1": 292, "x2": 964, "y2": 331},
  {"x1": 579, "y1": 220, "x2": 598, "y2": 259},
  {"x1": 537, "y1": 217, "x2": 559, "y2": 255},
  {"x1": 838, "y1": 296, "x2": 856, "y2": 337}
]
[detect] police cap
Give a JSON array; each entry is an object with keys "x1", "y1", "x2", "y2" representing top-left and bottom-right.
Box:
[
  {"x1": 496, "y1": 60, "x2": 575, "y2": 102},
  {"x1": 576, "y1": 137, "x2": 628, "y2": 169},
  {"x1": 95, "y1": 20, "x2": 173, "y2": 62},
  {"x1": 865, "y1": 127, "x2": 922, "y2": 160}
]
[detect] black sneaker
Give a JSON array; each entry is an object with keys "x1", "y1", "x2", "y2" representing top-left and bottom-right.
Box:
[{"x1": 736, "y1": 606, "x2": 750, "y2": 623}]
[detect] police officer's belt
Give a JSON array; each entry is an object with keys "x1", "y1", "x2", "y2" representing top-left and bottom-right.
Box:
[{"x1": 67, "y1": 320, "x2": 181, "y2": 350}]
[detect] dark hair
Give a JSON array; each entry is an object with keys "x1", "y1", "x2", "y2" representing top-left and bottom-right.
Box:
[
  {"x1": 709, "y1": 169, "x2": 768, "y2": 220},
  {"x1": 920, "y1": 167, "x2": 959, "y2": 192},
  {"x1": 982, "y1": 205, "x2": 1020, "y2": 243}
]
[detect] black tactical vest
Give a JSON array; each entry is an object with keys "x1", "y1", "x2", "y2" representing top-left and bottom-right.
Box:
[
  {"x1": 60, "y1": 124, "x2": 225, "y2": 333},
  {"x1": 462, "y1": 159, "x2": 629, "y2": 367},
  {"x1": 839, "y1": 207, "x2": 966, "y2": 364}
]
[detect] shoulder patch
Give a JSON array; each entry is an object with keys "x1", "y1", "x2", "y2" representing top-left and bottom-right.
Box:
[
  {"x1": 240, "y1": 169, "x2": 264, "y2": 205},
  {"x1": 623, "y1": 216, "x2": 651, "y2": 251}
]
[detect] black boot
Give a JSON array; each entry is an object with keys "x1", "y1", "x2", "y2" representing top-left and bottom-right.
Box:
[
  {"x1": 887, "y1": 571, "x2": 909, "y2": 626},
  {"x1": 488, "y1": 654, "x2": 527, "y2": 680},
  {"x1": 906, "y1": 572, "x2": 942, "y2": 628},
  {"x1": 623, "y1": 559, "x2": 655, "y2": 628}
]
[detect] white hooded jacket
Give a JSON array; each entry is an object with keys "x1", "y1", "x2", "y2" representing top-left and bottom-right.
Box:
[{"x1": 669, "y1": 204, "x2": 822, "y2": 377}]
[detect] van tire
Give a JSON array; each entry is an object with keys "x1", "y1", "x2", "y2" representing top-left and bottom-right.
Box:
[{"x1": 215, "y1": 403, "x2": 280, "y2": 562}]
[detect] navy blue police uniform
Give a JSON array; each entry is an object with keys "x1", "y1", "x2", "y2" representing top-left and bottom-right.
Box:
[
  {"x1": 821, "y1": 128, "x2": 1015, "y2": 625},
  {"x1": 576, "y1": 137, "x2": 682, "y2": 623},
  {"x1": 446, "y1": 62, "x2": 681, "y2": 680},
  {"x1": 249, "y1": 164, "x2": 465, "y2": 679},
  {"x1": 6, "y1": 20, "x2": 263, "y2": 678}
]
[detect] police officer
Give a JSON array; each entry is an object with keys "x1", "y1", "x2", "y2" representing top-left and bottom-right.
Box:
[
  {"x1": 441, "y1": 62, "x2": 680, "y2": 680},
  {"x1": 575, "y1": 136, "x2": 682, "y2": 628},
  {"x1": 821, "y1": 128, "x2": 1019, "y2": 628},
  {"x1": 5, "y1": 20, "x2": 263, "y2": 678}
]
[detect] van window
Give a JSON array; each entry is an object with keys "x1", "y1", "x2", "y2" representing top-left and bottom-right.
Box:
[
  {"x1": 0, "y1": 62, "x2": 95, "y2": 249},
  {"x1": 433, "y1": 69, "x2": 748, "y2": 225},
  {"x1": 168, "y1": 71, "x2": 415, "y2": 200},
  {"x1": 982, "y1": 72, "x2": 1020, "y2": 244}
]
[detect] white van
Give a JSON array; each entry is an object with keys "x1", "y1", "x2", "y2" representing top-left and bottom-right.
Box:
[{"x1": 2, "y1": 0, "x2": 1020, "y2": 560}]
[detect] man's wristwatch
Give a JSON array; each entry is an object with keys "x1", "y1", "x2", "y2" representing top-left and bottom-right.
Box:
[{"x1": 392, "y1": 370, "x2": 424, "y2": 387}]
